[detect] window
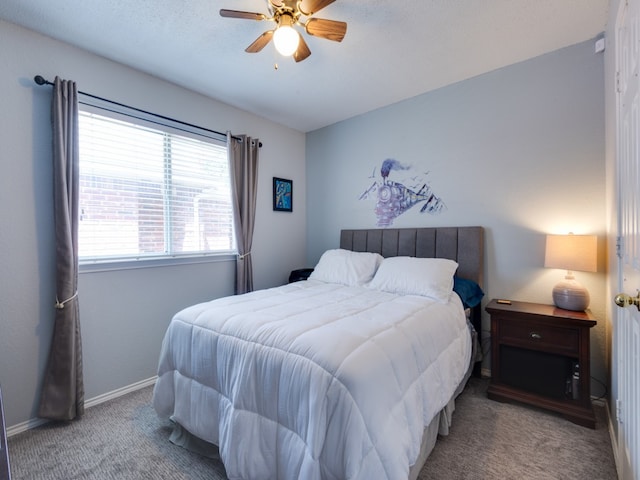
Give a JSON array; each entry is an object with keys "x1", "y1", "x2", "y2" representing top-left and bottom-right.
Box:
[{"x1": 78, "y1": 110, "x2": 235, "y2": 263}]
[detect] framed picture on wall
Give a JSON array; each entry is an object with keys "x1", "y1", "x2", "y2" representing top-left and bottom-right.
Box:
[{"x1": 273, "y1": 177, "x2": 293, "y2": 212}]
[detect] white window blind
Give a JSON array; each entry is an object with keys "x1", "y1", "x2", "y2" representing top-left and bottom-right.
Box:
[{"x1": 78, "y1": 110, "x2": 235, "y2": 263}]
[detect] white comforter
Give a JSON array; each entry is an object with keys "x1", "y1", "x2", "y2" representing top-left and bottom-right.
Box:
[{"x1": 153, "y1": 279, "x2": 471, "y2": 480}]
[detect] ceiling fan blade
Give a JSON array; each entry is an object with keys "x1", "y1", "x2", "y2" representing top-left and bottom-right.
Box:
[
  {"x1": 305, "y1": 18, "x2": 347, "y2": 42},
  {"x1": 245, "y1": 30, "x2": 274, "y2": 53},
  {"x1": 220, "y1": 9, "x2": 266, "y2": 21},
  {"x1": 299, "y1": 0, "x2": 336, "y2": 16},
  {"x1": 293, "y1": 34, "x2": 311, "y2": 63}
]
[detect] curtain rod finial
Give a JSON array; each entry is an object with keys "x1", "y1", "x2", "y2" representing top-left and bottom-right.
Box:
[{"x1": 34, "y1": 75, "x2": 47, "y2": 85}]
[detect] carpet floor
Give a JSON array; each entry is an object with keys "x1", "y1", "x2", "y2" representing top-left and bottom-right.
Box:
[{"x1": 7, "y1": 377, "x2": 618, "y2": 479}]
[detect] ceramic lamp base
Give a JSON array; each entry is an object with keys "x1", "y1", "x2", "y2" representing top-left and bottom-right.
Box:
[{"x1": 552, "y1": 278, "x2": 590, "y2": 311}]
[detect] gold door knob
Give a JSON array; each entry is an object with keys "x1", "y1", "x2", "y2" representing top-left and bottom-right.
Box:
[{"x1": 614, "y1": 292, "x2": 640, "y2": 311}]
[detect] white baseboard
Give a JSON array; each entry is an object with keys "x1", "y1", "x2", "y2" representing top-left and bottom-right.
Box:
[
  {"x1": 84, "y1": 376, "x2": 157, "y2": 409},
  {"x1": 6, "y1": 416, "x2": 48, "y2": 437},
  {"x1": 604, "y1": 399, "x2": 622, "y2": 480},
  {"x1": 6, "y1": 376, "x2": 157, "y2": 438}
]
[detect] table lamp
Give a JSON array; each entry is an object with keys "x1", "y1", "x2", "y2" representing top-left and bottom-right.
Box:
[{"x1": 544, "y1": 233, "x2": 597, "y2": 311}]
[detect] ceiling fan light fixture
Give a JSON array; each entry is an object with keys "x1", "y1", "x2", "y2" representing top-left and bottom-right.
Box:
[
  {"x1": 221, "y1": 0, "x2": 346, "y2": 63},
  {"x1": 273, "y1": 15, "x2": 300, "y2": 56}
]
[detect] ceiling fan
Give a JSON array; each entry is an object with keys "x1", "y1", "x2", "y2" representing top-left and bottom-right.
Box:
[{"x1": 220, "y1": 0, "x2": 347, "y2": 63}]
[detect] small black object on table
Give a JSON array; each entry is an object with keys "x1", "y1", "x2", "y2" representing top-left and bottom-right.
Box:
[{"x1": 288, "y1": 268, "x2": 314, "y2": 283}]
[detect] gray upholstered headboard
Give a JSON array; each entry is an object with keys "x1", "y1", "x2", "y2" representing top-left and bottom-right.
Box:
[
  {"x1": 340, "y1": 227, "x2": 485, "y2": 346},
  {"x1": 339, "y1": 227, "x2": 484, "y2": 289}
]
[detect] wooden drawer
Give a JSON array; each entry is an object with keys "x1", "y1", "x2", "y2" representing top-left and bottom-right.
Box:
[{"x1": 498, "y1": 319, "x2": 579, "y2": 354}]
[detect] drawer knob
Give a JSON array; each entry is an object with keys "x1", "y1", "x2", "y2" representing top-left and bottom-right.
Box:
[{"x1": 529, "y1": 332, "x2": 542, "y2": 340}]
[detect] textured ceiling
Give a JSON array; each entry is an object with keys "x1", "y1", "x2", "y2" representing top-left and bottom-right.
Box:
[{"x1": 0, "y1": 0, "x2": 609, "y2": 132}]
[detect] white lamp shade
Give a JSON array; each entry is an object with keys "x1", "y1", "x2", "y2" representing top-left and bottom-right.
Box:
[
  {"x1": 273, "y1": 25, "x2": 299, "y2": 56},
  {"x1": 544, "y1": 234, "x2": 597, "y2": 272}
]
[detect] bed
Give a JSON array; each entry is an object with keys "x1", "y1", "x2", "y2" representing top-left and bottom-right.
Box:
[{"x1": 153, "y1": 226, "x2": 484, "y2": 479}]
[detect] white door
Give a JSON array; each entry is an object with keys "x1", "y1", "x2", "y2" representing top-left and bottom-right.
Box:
[{"x1": 615, "y1": 0, "x2": 640, "y2": 478}]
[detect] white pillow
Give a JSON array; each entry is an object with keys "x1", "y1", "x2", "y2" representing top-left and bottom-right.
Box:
[
  {"x1": 368, "y1": 256, "x2": 459, "y2": 302},
  {"x1": 309, "y1": 249, "x2": 384, "y2": 286}
]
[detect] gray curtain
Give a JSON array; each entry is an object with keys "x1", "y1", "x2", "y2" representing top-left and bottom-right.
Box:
[
  {"x1": 228, "y1": 133, "x2": 260, "y2": 295},
  {"x1": 38, "y1": 77, "x2": 84, "y2": 421}
]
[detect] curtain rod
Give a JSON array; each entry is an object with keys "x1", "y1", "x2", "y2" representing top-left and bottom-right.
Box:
[{"x1": 33, "y1": 75, "x2": 262, "y2": 148}]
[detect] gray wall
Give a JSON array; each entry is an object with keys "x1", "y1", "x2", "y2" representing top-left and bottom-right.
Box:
[
  {"x1": 0, "y1": 19, "x2": 306, "y2": 428},
  {"x1": 306, "y1": 39, "x2": 608, "y2": 391}
]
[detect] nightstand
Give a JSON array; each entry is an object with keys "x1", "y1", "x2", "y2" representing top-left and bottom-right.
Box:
[{"x1": 486, "y1": 299, "x2": 597, "y2": 428}]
